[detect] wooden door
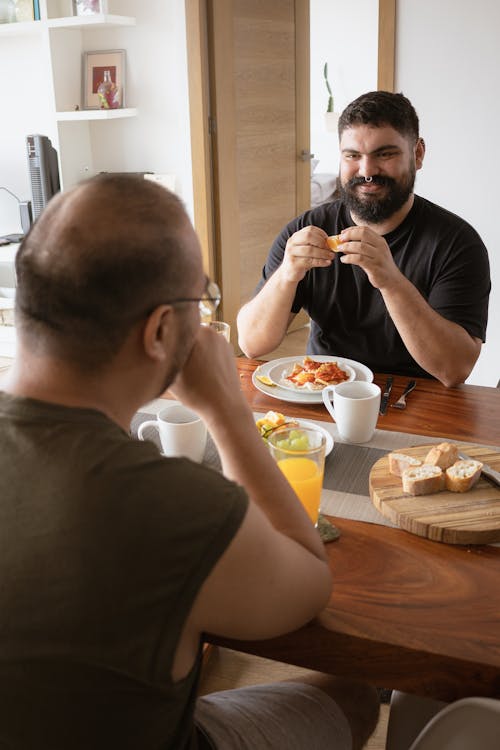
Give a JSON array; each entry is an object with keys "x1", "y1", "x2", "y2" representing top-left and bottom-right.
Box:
[{"x1": 186, "y1": 0, "x2": 310, "y2": 342}]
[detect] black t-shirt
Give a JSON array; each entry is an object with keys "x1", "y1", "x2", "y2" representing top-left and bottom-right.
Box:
[{"x1": 257, "y1": 195, "x2": 490, "y2": 378}]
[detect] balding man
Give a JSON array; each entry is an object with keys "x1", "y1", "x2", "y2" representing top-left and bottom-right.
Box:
[{"x1": 0, "y1": 175, "x2": 378, "y2": 749}]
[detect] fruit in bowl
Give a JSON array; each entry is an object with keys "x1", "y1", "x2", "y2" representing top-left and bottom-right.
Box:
[{"x1": 255, "y1": 410, "x2": 298, "y2": 440}]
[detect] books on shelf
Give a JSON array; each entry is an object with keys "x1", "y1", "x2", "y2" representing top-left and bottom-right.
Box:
[{"x1": 0, "y1": 0, "x2": 35, "y2": 22}]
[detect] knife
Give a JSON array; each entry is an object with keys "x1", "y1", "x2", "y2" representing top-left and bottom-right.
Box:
[
  {"x1": 379, "y1": 376, "x2": 393, "y2": 416},
  {"x1": 458, "y1": 451, "x2": 500, "y2": 487}
]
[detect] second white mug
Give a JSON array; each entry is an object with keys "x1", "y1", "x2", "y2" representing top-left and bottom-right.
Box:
[
  {"x1": 137, "y1": 402, "x2": 207, "y2": 462},
  {"x1": 322, "y1": 381, "x2": 381, "y2": 444}
]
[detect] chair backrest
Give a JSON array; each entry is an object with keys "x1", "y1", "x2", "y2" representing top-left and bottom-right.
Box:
[{"x1": 408, "y1": 696, "x2": 500, "y2": 750}]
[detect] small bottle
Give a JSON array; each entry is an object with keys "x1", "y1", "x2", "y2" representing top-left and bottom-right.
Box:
[{"x1": 97, "y1": 70, "x2": 121, "y2": 109}]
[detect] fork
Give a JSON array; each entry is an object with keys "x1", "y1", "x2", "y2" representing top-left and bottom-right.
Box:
[{"x1": 390, "y1": 379, "x2": 417, "y2": 410}]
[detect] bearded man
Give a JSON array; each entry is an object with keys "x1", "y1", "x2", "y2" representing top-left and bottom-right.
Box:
[{"x1": 237, "y1": 91, "x2": 490, "y2": 387}]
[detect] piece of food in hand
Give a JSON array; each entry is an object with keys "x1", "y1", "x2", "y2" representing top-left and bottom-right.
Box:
[
  {"x1": 255, "y1": 411, "x2": 298, "y2": 439},
  {"x1": 445, "y1": 459, "x2": 483, "y2": 492},
  {"x1": 424, "y1": 442, "x2": 459, "y2": 470},
  {"x1": 326, "y1": 234, "x2": 342, "y2": 252},
  {"x1": 402, "y1": 464, "x2": 445, "y2": 496},
  {"x1": 388, "y1": 452, "x2": 423, "y2": 477}
]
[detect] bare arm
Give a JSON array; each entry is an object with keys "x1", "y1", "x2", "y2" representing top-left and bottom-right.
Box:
[
  {"x1": 237, "y1": 225, "x2": 334, "y2": 358},
  {"x1": 169, "y1": 325, "x2": 328, "y2": 564},
  {"x1": 338, "y1": 226, "x2": 481, "y2": 386},
  {"x1": 169, "y1": 327, "x2": 332, "y2": 679},
  {"x1": 380, "y1": 276, "x2": 481, "y2": 386}
]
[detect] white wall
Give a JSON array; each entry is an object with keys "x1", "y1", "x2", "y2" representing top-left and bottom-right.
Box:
[
  {"x1": 0, "y1": 33, "x2": 56, "y2": 233},
  {"x1": 310, "y1": 0, "x2": 378, "y2": 175},
  {"x1": 396, "y1": 0, "x2": 499, "y2": 386},
  {"x1": 86, "y1": 0, "x2": 193, "y2": 218},
  {"x1": 0, "y1": 0, "x2": 193, "y2": 232}
]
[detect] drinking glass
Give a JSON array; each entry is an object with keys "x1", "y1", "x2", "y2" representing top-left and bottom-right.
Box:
[
  {"x1": 202, "y1": 320, "x2": 230, "y2": 341},
  {"x1": 267, "y1": 426, "x2": 326, "y2": 525}
]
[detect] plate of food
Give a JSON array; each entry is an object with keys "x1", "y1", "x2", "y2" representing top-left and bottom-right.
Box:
[
  {"x1": 255, "y1": 410, "x2": 334, "y2": 456},
  {"x1": 253, "y1": 355, "x2": 374, "y2": 404},
  {"x1": 268, "y1": 356, "x2": 355, "y2": 393}
]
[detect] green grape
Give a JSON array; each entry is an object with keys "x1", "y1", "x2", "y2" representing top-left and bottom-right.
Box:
[
  {"x1": 290, "y1": 436, "x2": 310, "y2": 450},
  {"x1": 276, "y1": 432, "x2": 310, "y2": 451}
]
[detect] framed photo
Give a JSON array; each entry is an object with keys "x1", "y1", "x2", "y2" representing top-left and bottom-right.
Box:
[
  {"x1": 83, "y1": 49, "x2": 126, "y2": 110},
  {"x1": 73, "y1": 0, "x2": 108, "y2": 15}
]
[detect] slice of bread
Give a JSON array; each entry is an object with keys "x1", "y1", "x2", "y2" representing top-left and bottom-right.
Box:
[
  {"x1": 402, "y1": 465, "x2": 445, "y2": 496},
  {"x1": 445, "y1": 460, "x2": 483, "y2": 493},
  {"x1": 424, "y1": 442, "x2": 459, "y2": 470},
  {"x1": 389, "y1": 452, "x2": 423, "y2": 477}
]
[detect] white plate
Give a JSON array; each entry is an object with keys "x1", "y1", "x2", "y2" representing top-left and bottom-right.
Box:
[
  {"x1": 268, "y1": 359, "x2": 355, "y2": 393},
  {"x1": 253, "y1": 355, "x2": 374, "y2": 404}
]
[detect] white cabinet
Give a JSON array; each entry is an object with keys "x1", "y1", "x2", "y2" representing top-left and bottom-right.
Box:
[{"x1": 0, "y1": 0, "x2": 137, "y2": 191}]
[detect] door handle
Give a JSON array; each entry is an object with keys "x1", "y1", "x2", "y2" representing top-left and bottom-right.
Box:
[{"x1": 299, "y1": 149, "x2": 315, "y2": 161}]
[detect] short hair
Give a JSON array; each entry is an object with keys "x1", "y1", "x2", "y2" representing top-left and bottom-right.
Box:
[
  {"x1": 338, "y1": 91, "x2": 420, "y2": 142},
  {"x1": 15, "y1": 174, "x2": 197, "y2": 369}
]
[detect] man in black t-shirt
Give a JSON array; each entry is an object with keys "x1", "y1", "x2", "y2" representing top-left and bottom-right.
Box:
[{"x1": 237, "y1": 91, "x2": 490, "y2": 386}]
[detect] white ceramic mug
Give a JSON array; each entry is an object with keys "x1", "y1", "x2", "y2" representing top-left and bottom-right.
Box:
[
  {"x1": 137, "y1": 402, "x2": 207, "y2": 461},
  {"x1": 322, "y1": 381, "x2": 381, "y2": 444}
]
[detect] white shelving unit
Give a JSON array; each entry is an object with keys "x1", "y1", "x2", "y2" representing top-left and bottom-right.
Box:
[
  {"x1": 47, "y1": 13, "x2": 135, "y2": 30},
  {"x1": 56, "y1": 108, "x2": 137, "y2": 121},
  {"x1": 0, "y1": 1, "x2": 137, "y2": 189}
]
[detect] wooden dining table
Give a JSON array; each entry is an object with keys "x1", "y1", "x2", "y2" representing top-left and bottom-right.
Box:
[{"x1": 205, "y1": 359, "x2": 500, "y2": 702}]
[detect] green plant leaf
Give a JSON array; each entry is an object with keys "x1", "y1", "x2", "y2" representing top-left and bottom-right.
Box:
[{"x1": 323, "y1": 61, "x2": 334, "y2": 112}]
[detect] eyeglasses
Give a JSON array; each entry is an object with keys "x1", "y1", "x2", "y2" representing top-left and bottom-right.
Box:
[{"x1": 165, "y1": 276, "x2": 221, "y2": 318}]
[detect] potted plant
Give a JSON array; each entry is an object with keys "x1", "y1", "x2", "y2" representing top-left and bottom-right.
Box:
[{"x1": 323, "y1": 63, "x2": 339, "y2": 132}]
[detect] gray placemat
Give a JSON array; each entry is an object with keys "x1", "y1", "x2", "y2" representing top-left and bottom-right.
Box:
[
  {"x1": 131, "y1": 404, "x2": 500, "y2": 543},
  {"x1": 131, "y1": 411, "x2": 384, "y2": 495},
  {"x1": 324, "y1": 443, "x2": 386, "y2": 494}
]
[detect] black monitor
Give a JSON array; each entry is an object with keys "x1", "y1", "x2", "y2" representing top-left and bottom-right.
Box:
[{"x1": 26, "y1": 134, "x2": 61, "y2": 222}]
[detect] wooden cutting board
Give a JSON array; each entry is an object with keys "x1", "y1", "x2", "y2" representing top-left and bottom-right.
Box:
[{"x1": 369, "y1": 443, "x2": 500, "y2": 544}]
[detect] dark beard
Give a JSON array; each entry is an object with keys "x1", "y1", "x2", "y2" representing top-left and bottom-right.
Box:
[{"x1": 339, "y1": 167, "x2": 415, "y2": 223}]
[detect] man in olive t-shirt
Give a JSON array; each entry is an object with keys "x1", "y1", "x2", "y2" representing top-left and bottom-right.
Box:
[{"x1": 0, "y1": 175, "x2": 378, "y2": 749}]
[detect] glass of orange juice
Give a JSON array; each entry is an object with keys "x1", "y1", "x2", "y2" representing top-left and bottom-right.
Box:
[{"x1": 267, "y1": 426, "x2": 326, "y2": 525}]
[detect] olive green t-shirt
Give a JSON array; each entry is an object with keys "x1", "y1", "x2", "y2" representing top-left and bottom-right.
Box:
[{"x1": 0, "y1": 392, "x2": 248, "y2": 749}]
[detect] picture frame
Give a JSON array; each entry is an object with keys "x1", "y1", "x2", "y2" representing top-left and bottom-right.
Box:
[
  {"x1": 82, "y1": 49, "x2": 126, "y2": 110},
  {"x1": 72, "y1": 0, "x2": 108, "y2": 15}
]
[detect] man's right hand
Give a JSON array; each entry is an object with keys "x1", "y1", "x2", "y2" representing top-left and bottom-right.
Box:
[
  {"x1": 237, "y1": 225, "x2": 334, "y2": 358},
  {"x1": 279, "y1": 225, "x2": 334, "y2": 283},
  {"x1": 169, "y1": 324, "x2": 246, "y2": 426}
]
